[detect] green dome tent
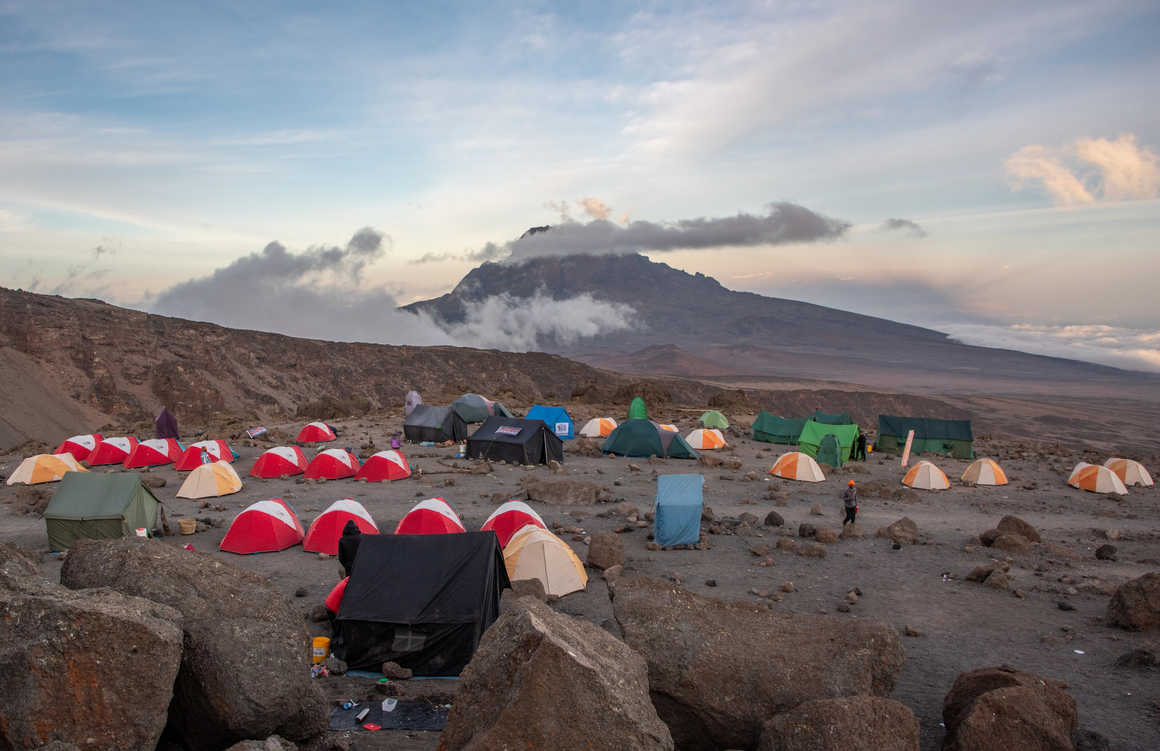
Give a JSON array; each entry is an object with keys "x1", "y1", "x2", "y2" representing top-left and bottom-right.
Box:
[
  {"x1": 602, "y1": 419, "x2": 698, "y2": 459},
  {"x1": 817, "y1": 434, "x2": 843, "y2": 467},
  {"x1": 628, "y1": 397, "x2": 648, "y2": 421},
  {"x1": 699, "y1": 410, "x2": 729, "y2": 429}
]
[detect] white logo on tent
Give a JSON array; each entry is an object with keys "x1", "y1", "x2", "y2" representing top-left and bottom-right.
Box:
[
  {"x1": 236, "y1": 500, "x2": 298, "y2": 530},
  {"x1": 105, "y1": 437, "x2": 133, "y2": 452},
  {"x1": 370, "y1": 450, "x2": 408, "y2": 471},
  {"x1": 67, "y1": 434, "x2": 98, "y2": 450},
  {"x1": 317, "y1": 449, "x2": 353, "y2": 468},
  {"x1": 307, "y1": 421, "x2": 331, "y2": 432},
  {"x1": 141, "y1": 438, "x2": 170, "y2": 453},
  {"x1": 408, "y1": 498, "x2": 463, "y2": 526},
  {"x1": 191, "y1": 440, "x2": 224, "y2": 459},
  {"x1": 554, "y1": 422, "x2": 569, "y2": 436},
  {"x1": 483, "y1": 500, "x2": 546, "y2": 528},
  {"x1": 318, "y1": 499, "x2": 378, "y2": 530},
  {"x1": 267, "y1": 446, "x2": 302, "y2": 465}
]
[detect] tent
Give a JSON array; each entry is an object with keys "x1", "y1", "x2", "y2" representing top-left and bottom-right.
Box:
[
  {"x1": 86, "y1": 437, "x2": 138, "y2": 466},
  {"x1": 396, "y1": 498, "x2": 466, "y2": 535},
  {"x1": 578, "y1": 417, "x2": 617, "y2": 438},
  {"x1": 480, "y1": 500, "x2": 546, "y2": 547},
  {"x1": 877, "y1": 416, "x2": 974, "y2": 459},
  {"x1": 304, "y1": 448, "x2": 360, "y2": 480},
  {"x1": 902, "y1": 461, "x2": 950, "y2": 490},
  {"x1": 811, "y1": 410, "x2": 853, "y2": 425},
  {"x1": 699, "y1": 410, "x2": 729, "y2": 429},
  {"x1": 451, "y1": 394, "x2": 513, "y2": 424},
  {"x1": 155, "y1": 407, "x2": 179, "y2": 439},
  {"x1": 354, "y1": 450, "x2": 412, "y2": 482},
  {"x1": 250, "y1": 446, "x2": 308, "y2": 478},
  {"x1": 602, "y1": 419, "x2": 699, "y2": 459},
  {"x1": 961, "y1": 458, "x2": 1008, "y2": 486},
  {"x1": 304, "y1": 499, "x2": 380, "y2": 555},
  {"x1": 44, "y1": 472, "x2": 161, "y2": 551},
  {"x1": 525, "y1": 405, "x2": 575, "y2": 440},
  {"x1": 628, "y1": 397, "x2": 648, "y2": 420},
  {"x1": 685, "y1": 428, "x2": 727, "y2": 450},
  {"x1": 797, "y1": 420, "x2": 859, "y2": 463},
  {"x1": 502, "y1": 526, "x2": 587, "y2": 598},
  {"x1": 6, "y1": 454, "x2": 88, "y2": 485},
  {"x1": 54, "y1": 433, "x2": 103, "y2": 462},
  {"x1": 654, "y1": 474, "x2": 704, "y2": 547},
  {"x1": 123, "y1": 438, "x2": 182, "y2": 468},
  {"x1": 752, "y1": 413, "x2": 807, "y2": 445},
  {"x1": 404, "y1": 405, "x2": 469, "y2": 443},
  {"x1": 655, "y1": 423, "x2": 679, "y2": 433},
  {"x1": 174, "y1": 439, "x2": 235, "y2": 471},
  {"x1": 768, "y1": 452, "x2": 825, "y2": 482},
  {"x1": 1104, "y1": 458, "x2": 1153, "y2": 487},
  {"x1": 466, "y1": 417, "x2": 564, "y2": 465},
  {"x1": 332, "y1": 531, "x2": 509, "y2": 675},
  {"x1": 1067, "y1": 463, "x2": 1128, "y2": 496},
  {"x1": 817, "y1": 434, "x2": 843, "y2": 467},
  {"x1": 297, "y1": 421, "x2": 337, "y2": 443},
  {"x1": 220, "y1": 499, "x2": 305, "y2": 554},
  {"x1": 176, "y1": 461, "x2": 243, "y2": 499},
  {"x1": 404, "y1": 390, "x2": 423, "y2": 417}
]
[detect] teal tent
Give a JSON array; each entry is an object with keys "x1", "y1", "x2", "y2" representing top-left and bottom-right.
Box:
[
  {"x1": 653, "y1": 474, "x2": 704, "y2": 547},
  {"x1": 451, "y1": 394, "x2": 514, "y2": 423},
  {"x1": 602, "y1": 419, "x2": 698, "y2": 459},
  {"x1": 877, "y1": 416, "x2": 973, "y2": 459},
  {"x1": 752, "y1": 412, "x2": 807, "y2": 444},
  {"x1": 797, "y1": 420, "x2": 860, "y2": 462},
  {"x1": 817, "y1": 434, "x2": 842, "y2": 467},
  {"x1": 812, "y1": 410, "x2": 853, "y2": 425}
]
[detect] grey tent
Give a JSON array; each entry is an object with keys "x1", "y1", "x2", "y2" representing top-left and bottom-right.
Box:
[
  {"x1": 451, "y1": 394, "x2": 514, "y2": 423},
  {"x1": 404, "y1": 390, "x2": 422, "y2": 417},
  {"x1": 44, "y1": 472, "x2": 162, "y2": 551},
  {"x1": 404, "y1": 405, "x2": 469, "y2": 443}
]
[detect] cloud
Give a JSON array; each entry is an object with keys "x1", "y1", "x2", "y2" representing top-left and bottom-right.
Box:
[
  {"x1": 442, "y1": 290, "x2": 635, "y2": 352},
  {"x1": 944, "y1": 322, "x2": 1160, "y2": 373},
  {"x1": 1005, "y1": 134, "x2": 1159, "y2": 206},
  {"x1": 92, "y1": 243, "x2": 116, "y2": 258},
  {"x1": 580, "y1": 197, "x2": 611, "y2": 220},
  {"x1": 880, "y1": 218, "x2": 928, "y2": 238}
]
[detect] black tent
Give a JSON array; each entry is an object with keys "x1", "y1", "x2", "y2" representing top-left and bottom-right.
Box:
[
  {"x1": 332, "y1": 532, "x2": 509, "y2": 675},
  {"x1": 466, "y1": 417, "x2": 564, "y2": 465},
  {"x1": 403, "y1": 405, "x2": 469, "y2": 443},
  {"x1": 154, "y1": 407, "x2": 179, "y2": 439}
]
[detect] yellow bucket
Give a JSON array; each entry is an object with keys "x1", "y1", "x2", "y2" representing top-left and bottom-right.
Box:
[
  {"x1": 312, "y1": 636, "x2": 330, "y2": 664},
  {"x1": 178, "y1": 519, "x2": 197, "y2": 535}
]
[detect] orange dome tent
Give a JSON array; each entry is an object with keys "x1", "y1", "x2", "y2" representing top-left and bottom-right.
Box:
[
  {"x1": 1067, "y1": 463, "x2": 1128, "y2": 495},
  {"x1": 578, "y1": 417, "x2": 617, "y2": 438},
  {"x1": 1103, "y1": 458, "x2": 1153, "y2": 487},
  {"x1": 685, "y1": 428, "x2": 727, "y2": 450},
  {"x1": 768, "y1": 451, "x2": 825, "y2": 482},
  {"x1": 902, "y1": 461, "x2": 949, "y2": 490},
  {"x1": 961, "y1": 458, "x2": 1008, "y2": 486},
  {"x1": 6, "y1": 454, "x2": 88, "y2": 485},
  {"x1": 177, "y1": 461, "x2": 243, "y2": 499}
]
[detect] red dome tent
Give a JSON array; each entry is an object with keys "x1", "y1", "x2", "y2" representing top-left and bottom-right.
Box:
[
  {"x1": 220, "y1": 499, "x2": 305, "y2": 554},
  {"x1": 174, "y1": 439, "x2": 235, "y2": 471},
  {"x1": 86, "y1": 437, "x2": 138, "y2": 466},
  {"x1": 54, "y1": 433, "x2": 103, "y2": 462},
  {"x1": 250, "y1": 446, "x2": 308, "y2": 478},
  {"x1": 395, "y1": 498, "x2": 465, "y2": 535},
  {"x1": 123, "y1": 438, "x2": 182, "y2": 468},
  {"x1": 304, "y1": 449, "x2": 360, "y2": 480},
  {"x1": 296, "y1": 421, "x2": 337, "y2": 443},
  {"x1": 303, "y1": 499, "x2": 380, "y2": 555},
  {"x1": 481, "y1": 500, "x2": 547, "y2": 547},
  {"x1": 353, "y1": 450, "x2": 411, "y2": 482}
]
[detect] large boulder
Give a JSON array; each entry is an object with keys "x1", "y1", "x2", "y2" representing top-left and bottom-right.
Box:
[
  {"x1": 441, "y1": 596, "x2": 673, "y2": 750},
  {"x1": 0, "y1": 544, "x2": 183, "y2": 751},
  {"x1": 876, "y1": 517, "x2": 917, "y2": 545},
  {"x1": 61, "y1": 539, "x2": 327, "y2": 750},
  {"x1": 757, "y1": 696, "x2": 919, "y2": 751},
  {"x1": 611, "y1": 576, "x2": 905, "y2": 750},
  {"x1": 520, "y1": 476, "x2": 605, "y2": 505},
  {"x1": 942, "y1": 665, "x2": 1077, "y2": 751},
  {"x1": 587, "y1": 531, "x2": 626, "y2": 570},
  {"x1": 997, "y1": 515, "x2": 1041, "y2": 543},
  {"x1": 1106, "y1": 572, "x2": 1160, "y2": 630}
]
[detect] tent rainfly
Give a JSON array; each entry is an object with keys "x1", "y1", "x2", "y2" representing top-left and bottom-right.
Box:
[
  {"x1": 961, "y1": 458, "x2": 1008, "y2": 486},
  {"x1": 6, "y1": 454, "x2": 88, "y2": 485},
  {"x1": 404, "y1": 405, "x2": 469, "y2": 443},
  {"x1": 480, "y1": 501, "x2": 547, "y2": 548},
  {"x1": 466, "y1": 417, "x2": 564, "y2": 466},
  {"x1": 176, "y1": 461, "x2": 243, "y2": 499},
  {"x1": 1068, "y1": 463, "x2": 1128, "y2": 496},
  {"x1": 752, "y1": 412, "x2": 807, "y2": 445},
  {"x1": 303, "y1": 499, "x2": 380, "y2": 555},
  {"x1": 877, "y1": 416, "x2": 974, "y2": 460},
  {"x1": 43, "y1": 472, "x2": 161, "y2": 551},
  {"x1": 451, "y1": 394, "x2": 513, "y2": 424},
  {"x1": 250, "y1": 446, "x2": 308, "y2": 478},
  {"x1": 797, "y1": 420, "x2": 860, "y2": 463},
  {"x1": 768, "y1": 452, "x2": 825, "y2": 482},
  {"x1": 54, "y1": 433, "x2": 103, "y2": 462},
  {"x1": 653, "y1": 474, "x2": 704, "y2": 547},
  {"x1": 699, "y1": 410, "x2": 729, "y2": 429},
  {"x1": 297, "y1": 422, "x2": 337, "y2": 443},
  {"x1": 578, "y1": 417, "x2": 617, "y2": 438},
  {"x1": 628, "y1": 397, "x2": 648, "y2": 420},
  {"x1": 902, "y1": 461, "x2": 950, "y2": 490},
  {"x1": 502, "y1": 526, "x2": 587, "y2": 598},
  {"x1": 685, "y1": 428, "x2": 727, "y2": 450},
  {"x1": 602, "y1": 419, "x2": 699, "y2": 459},
  {"x1": 811, "y1": 410, "x2": 853, "y2": 425},
  {"x1": 524, "y1": 405, "x2": 575, "y2": 440},
  {"x1": 1103, "y1": 458, "x2": 1153, "y2": 487}
]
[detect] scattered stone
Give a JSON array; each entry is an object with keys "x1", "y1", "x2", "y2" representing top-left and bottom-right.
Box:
[
  {"x1": 996, "y1": 515, "x2": 1042, "y2": 543},
  {"x1": 628, "y1": 463, "x2": 642, "y2": 472},
  {"x1": 1105, "y1": 528, "x2": 1121, "y2": 541},
  {"x1": 705, "y1": 579, "x2": 717, "y2": 588},
  {"x1": 991, "y1": 534, "x2": 1031, "y2": 553},
  {"x1": 511, "y1": 578, "x2": 548, "y2": 601},
  {"x1": 876, "y1": 517, "x2": 918, "y2": 545},
  {"x1": 223, "y1": 736, "x2": 298, "y2": 751},
  {"x1": 757, "y1": 696, "x2": 920, "y2": 751},
  {"x1": 775, "y1": 538, "x2": 798, "y2": 552},
  {"x1": 979, "y1": 528, "x2": 1001, "y2": 547},
  {"x1": 701, "y1": 506, "x2": 716, "y2": 521},
  {"x1": 1106, "y1": 572, "x2": 1160, "y2": 630},
  {"x1": 809, "y1": 504, "x2": 824, "y2": 516},
  {"x1": 1073, "y1": 729, "x2": 1111, "y2": 751},
  {"x1": 293, "y1": 586, "x2": 308, "y2": 598},
  {"x1": 749, "y1": 542, "x2": 772, "y2": 557},
  {"x1": 520, "y1": 476, "x2": 606, "y2": 505},
  {"x1": 815, "y1": 528, "x2": 839, "y2": 544},
  {"x1": 798, "y1": 523, "x2": 817, "y2": 539},
  {"x1": 1057, "y1": 601, "x2": 1076, "y2": 612},
  {"x1": 322, "y1": 655, "x2": 347, "y2": 676},
  {"x1": 1095, "y1": 544, "x2": 1117, "y2": 561},
  {"x1": 1113, "y1": 648, "x2": 1156, "y2": 668},
  {"x1": 646, "y1": 541, "x2": 661, "y2": 551},
  {"x1": 613, "y1": 576, "x2": 904, "y2": 750},
  {"x1": 724, "y1": 458, "x2": 743, "y2": 470},
  {"x1": 587, "y1": 531, "x2": 626, "y2": 570},
  {"x1": 60, "y1": 539, "x2": 327, "y2": 749},
  {"x1": 698, "y1": 454, "x2": 722, "y2": 468},
  {"x1": 381, "y1": 661, "x2": 413, "y2": 680},
  {"x1": 798, "y1": 542, "x2": 827, "y2": 559},
  {"x1": 441, "y1": 597, "x2": 674, "y2": 750},
  {"x1": 904, "y1": 625, "x2": 922, "y2": 637},
  {"x1": 942, "y1": 665, "x2": 1077, "y2": 751},
  {"x1": 966, "y1": 562, "x2": 1010, "y2": 583},
  {"x1": 603, "y1": 565, "x2": 624, "y2": 583},
  {"x1": 738, "y1": 512, "x2": 759, "y2": 525},
  {"x1": 840, "y1": 523, "x2": 864, "y2": 539},
  {"x1": 985, "y1": 571, "x2": 1011, "y2": 591},
  {"x1": 836, "y1": 603, "x2": 851, "y2": 613},
  {"x1": 142, "y1": 475, "x2": 167, "y2": 489},
  {"x1": 763, "y1": 510, "x2": 784, "y2": 527}
]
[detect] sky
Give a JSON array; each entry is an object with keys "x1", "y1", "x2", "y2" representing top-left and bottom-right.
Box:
[{"x1": 2, "y1": 1, "x2": 1159, "y2": 370}]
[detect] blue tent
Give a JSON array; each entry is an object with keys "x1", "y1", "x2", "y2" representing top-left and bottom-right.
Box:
[
  {"x1": 653, "y1": 474, "x2": 704, "y2": 547},
  {"x1": 524, "y1": 405, "x2": 574, "y2": 441}
]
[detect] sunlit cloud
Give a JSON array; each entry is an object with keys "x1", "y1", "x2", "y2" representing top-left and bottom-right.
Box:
[{"x1": 1005, "y1": 134, "x2": 1159, "y2": 206}]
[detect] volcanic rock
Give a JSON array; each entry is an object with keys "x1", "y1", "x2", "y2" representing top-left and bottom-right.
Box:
[
  {"x1": 757, "y1": 696, "x2": 919, "y2": 751},
  {"x1": 520, "y1": 476, "x2": 604, "y2": 505},
  {"x1": 1106, "y1": 572, "x2": 1160, "y2": 631},
  {"x1": 996, "y1": 515, "x2": 1041, "y2": 543},
  {"x1": 942, "y1": 665, "x2": 1077, "y2": 751},
  {"x1": 876, "y1": 517, "x2": 918, "y2": 545},
  {"x1": 587, "y1": 531, "x2": 626, "y2": 570}
]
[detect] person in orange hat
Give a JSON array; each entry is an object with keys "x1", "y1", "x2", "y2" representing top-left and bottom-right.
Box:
[{"x1": 842, "y1": 480, "x2": 858, "y2": 526}]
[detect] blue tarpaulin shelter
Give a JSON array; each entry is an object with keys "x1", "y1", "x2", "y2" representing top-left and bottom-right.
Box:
[
  {"x1": 653, "y1": 474, "x2": 704, "y2": 547},
  {"x1": 524, "y1": 405, "x2": 574, "y2": 440}
]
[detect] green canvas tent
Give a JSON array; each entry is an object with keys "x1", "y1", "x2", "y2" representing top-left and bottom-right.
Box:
[
  {"x1": 602, "y1": 419, "x2": 699, "y2": 459},
  {"x1": 44, "y1": 472, "x2": 161, "y2": 552},
  {"x1": 628, "y1": 397, "x2": 648, "y2": 421},
  {"x1": 797, "y1": 420, "x2": 860, "y2": 462},
  {"x1": 817, "y1": 434, "x2": 842, "y2": 467},
  {"x1": 752, "y1": 412, "x2": 807, "y2": 444},
  {"x1": 876, "y1": 416, "x2": 973, "y2": 459},
  {"x1": 812, "y1": 410, "x2": 853, "y2": 425},
  {"x1": 699, "y1": 410, "x2": 729, "y2": 429}
]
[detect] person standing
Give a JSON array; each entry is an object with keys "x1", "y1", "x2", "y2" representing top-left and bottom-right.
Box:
[
  {"x1": 855, "y1": 432, "x2": 868, "y2": 461},
  {"x1": 842, "y1": 480, "x2": 858, "y2": 526}
]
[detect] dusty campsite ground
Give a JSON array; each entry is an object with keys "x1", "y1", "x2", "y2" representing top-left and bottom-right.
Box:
[{"x1": 2, "y1": 410, "x2": 1158, "y2": 751}]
